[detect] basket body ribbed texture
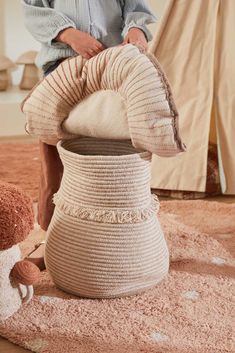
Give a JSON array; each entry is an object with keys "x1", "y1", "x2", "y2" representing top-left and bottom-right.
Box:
[{"x1": 45, "y1": 138, "x2": 169, "y2": 298}]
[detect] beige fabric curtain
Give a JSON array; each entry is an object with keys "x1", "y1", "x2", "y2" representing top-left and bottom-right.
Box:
[{"x1": 150, "y1": 0, "x2": 235, "y2": 194}]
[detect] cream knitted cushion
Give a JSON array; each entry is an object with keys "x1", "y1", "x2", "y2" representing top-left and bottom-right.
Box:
[
  {"x1": 63, "y1": 90, "x2": 129, "y2": 139},
  {"x1": 21, "y1": 44, "x2": 186, "y2": 157},
  {"x1": 45, "y1": 138, "x2": 169, "y2": 298}
]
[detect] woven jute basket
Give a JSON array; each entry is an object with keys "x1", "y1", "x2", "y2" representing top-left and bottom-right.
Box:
[{"x1": 45, "y1": 138, "x2": 169, "y2": 298}]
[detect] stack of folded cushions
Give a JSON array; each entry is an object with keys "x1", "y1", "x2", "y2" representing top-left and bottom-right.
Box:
[{"x1": 21, "y1": 44, "x2": 186, "y2": 298}]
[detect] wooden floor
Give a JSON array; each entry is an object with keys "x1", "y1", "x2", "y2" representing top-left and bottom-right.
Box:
[{"x1": 0, "y1": 136, "x2": 234, "y2": 352}]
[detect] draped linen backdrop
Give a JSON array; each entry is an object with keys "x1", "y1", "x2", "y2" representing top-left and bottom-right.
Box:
[{"x1": 150, "y1": 0, "x2": 235, "y2": 194}]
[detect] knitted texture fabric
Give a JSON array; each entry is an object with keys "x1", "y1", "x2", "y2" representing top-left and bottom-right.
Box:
[
  {"x1": 0, "y1": 182, "x2": 36, "y2": 321},
  {"x1": 0, "y1": 245, "x2": 34, "y2": 322},
  {"x1": 45, "y1": 138, "x2": 169, "y2": 298},
  {"x1": 21, "y1": 44, "x2": 186, "y2": 157},
  {"x1": 21, "y1": 0, "x2": 156, "y2": 70},
  {"x1": 0, "y1": 182, "x2": 34, "y2": 251}
]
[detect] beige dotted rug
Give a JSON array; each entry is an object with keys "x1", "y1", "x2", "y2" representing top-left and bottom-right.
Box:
[{"x1": 0, "y1": 200, "x2": 234, "y2": 353}]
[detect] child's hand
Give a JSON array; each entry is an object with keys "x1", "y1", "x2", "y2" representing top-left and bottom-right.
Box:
[
  {"x1": 56, "y1": 28, "x2": 106, "y2": 59},
  {"x1": 122, "y1": 28, "x2": 148, "y2": 52}
]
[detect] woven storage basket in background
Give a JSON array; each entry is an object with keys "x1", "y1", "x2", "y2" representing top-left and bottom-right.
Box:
[{"x1": 45, "y1": 138, "x2": 169, "y2": 298}]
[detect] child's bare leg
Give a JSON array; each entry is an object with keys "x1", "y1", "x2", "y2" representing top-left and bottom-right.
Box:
[
  {"x1": 37, "y1": 140, "x2": 63, "y2": 231},
  {"x1": 27, "y1": 140, "x2": 63, "y2": 270}
]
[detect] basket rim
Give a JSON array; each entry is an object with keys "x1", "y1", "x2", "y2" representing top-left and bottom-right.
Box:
[{"x1": 57, "y1": 138, "x2": 151, "y2": 160}]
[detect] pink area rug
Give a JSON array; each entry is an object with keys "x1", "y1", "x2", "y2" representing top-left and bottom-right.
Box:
[
  {"x1": 0, "y1": 200, "x2": 234, "y2": 353},
  {"x1": 0, "y1": 142, "x2": 40, "y2": 202}
]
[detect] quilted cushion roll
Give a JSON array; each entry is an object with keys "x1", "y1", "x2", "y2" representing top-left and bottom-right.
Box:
[{"x1": 21, "y1": 44, "x2": 186, "y2": 157}]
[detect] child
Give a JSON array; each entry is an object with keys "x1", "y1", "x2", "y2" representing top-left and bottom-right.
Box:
[{"x1": 21, "y1": 0, "x2": 157, "y2": 235}]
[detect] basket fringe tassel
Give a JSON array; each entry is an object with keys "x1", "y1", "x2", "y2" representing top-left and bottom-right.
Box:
[{"x1": 53, "y1": 193, "x2": 160, "y2": 224}]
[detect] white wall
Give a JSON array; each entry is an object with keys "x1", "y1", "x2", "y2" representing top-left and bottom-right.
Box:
[
  {"x1": 0, "y1": 0, "x2": 167, "y2": 85},
  {"x1": 1, "y1": 0, "x2": 40, "y2": 85},
  {"x1": 0, "y1": 0, "x2": 5, "y2": 55}
]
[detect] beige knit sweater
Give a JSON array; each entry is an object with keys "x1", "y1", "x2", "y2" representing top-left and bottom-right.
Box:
[{"x1": 21, "y1": 44, "x2": 186, "y2": 157}]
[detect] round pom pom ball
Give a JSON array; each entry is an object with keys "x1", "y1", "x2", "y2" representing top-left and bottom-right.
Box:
[{"x1": 0, "y1": 182, "x2": 34, "y2": 251}]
